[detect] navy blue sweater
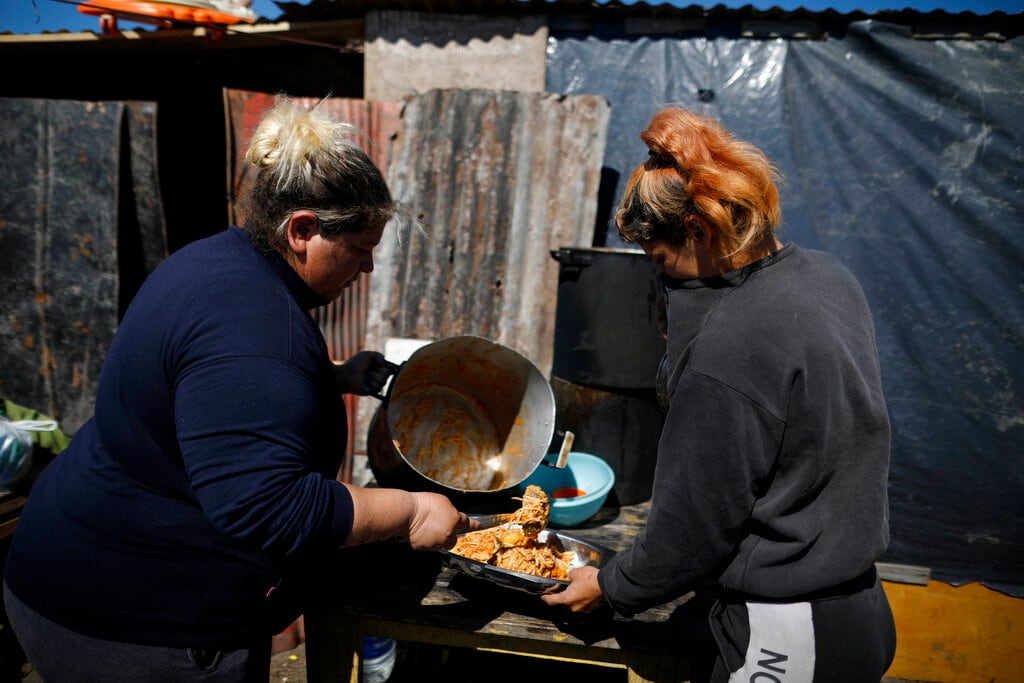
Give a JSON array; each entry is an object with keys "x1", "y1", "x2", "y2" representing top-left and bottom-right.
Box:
[
  {"x1": 5, "y1": 227, "x2": 355, "y2": 647},
  {"x1": 599, "y1": 245, "x2": 891, "y2": 616}
]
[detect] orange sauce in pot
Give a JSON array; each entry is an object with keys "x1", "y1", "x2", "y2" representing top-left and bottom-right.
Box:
[{"x1": 552, "y1": 487, "x2": 586, "y2": 498}]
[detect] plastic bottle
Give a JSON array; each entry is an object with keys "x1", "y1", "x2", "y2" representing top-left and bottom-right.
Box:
[{"x1": 362, "y1": 636, "x2": 397, "y2": 683}]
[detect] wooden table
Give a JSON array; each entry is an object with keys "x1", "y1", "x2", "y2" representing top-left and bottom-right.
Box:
[{"x1": 304, "y1": 500, "x2": 716, "y2": 683}]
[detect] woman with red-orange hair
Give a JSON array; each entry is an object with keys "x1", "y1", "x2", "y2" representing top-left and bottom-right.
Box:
[{"x1": 544, "y1": 107, "x2": 896, "y2": 682}]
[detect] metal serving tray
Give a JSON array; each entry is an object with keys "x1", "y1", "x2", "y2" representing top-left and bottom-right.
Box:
[{"x1": 439, "y1": 526, "x2": 615, "y2": 595}]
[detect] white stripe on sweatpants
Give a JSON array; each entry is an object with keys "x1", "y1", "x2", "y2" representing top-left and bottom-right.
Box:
[{"x1": 728, "y1": 601, "x2": 815, "y2": 683}]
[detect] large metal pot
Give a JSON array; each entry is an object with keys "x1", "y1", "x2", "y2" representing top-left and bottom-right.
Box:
[{"x1": 367, "y1": 335, "x2": 556, "y2": 495}]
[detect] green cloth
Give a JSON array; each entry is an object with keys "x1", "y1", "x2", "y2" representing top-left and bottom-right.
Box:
[{"x1": 0, "y1": 398, "x2": 72, "y2": 455}]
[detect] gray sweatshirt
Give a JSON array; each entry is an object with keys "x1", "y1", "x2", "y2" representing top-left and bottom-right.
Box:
[{"x1": 599, "y1": 244, "x2": 891, "y2": 617}]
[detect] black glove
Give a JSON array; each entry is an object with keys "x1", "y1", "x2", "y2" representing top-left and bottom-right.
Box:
[{"x1": 335, "y1": 351, "x2": 399, "y2": 396}]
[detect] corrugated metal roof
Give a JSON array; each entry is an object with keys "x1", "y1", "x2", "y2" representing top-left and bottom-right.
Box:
[
  {"x1": 272, "y1": 0, "x2": 1022, "y2": 17},
  {"x1": 269, "y1": 0, "x2": 1022, "y2": 39},
  {"x1": 2, "y1": 0, "x2": 1018, "y2": 40}
]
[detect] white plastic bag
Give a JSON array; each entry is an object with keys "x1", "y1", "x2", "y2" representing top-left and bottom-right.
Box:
[{"x1": 0, "y1": 417, "x2": 57, "y2": 493}]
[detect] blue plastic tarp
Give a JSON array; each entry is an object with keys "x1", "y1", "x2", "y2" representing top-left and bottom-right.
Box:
[{"x1": 546, "y1": 21, "x2": 1024, "y2": 595}]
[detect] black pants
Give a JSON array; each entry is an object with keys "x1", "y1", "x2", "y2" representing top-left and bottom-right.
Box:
[
  {"x1": 708, "y1": 570, "x2": 897, "y2": 682},
  {"x1": 3, "y1": 582, "x2": 271, "y2": 682}
]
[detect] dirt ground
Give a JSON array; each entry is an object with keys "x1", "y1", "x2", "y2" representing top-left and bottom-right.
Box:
[
  {"x1": 273, "y1": 643, "x2": 921, "y2": 683},
  {"x1": 13, "y1": 643, "x2": 309, "y2": 682},
  {"x1": 13, "y1": 637, "x2": 922, "y2": 682},
  {"x1": 14, "y1": 640, "x2": 629, "y2": 683},
  {"x1": 10, "y1": 644, "x2": 308, "y2": 683},
  {"x1": 271, "y1": 641, "x2": 630, "y2": 683},
  {"x1": 270, "y1": 642, "x2": 307, "y2": 683}
]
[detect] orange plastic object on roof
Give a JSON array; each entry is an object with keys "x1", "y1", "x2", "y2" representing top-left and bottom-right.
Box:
[{"x1": 77, "y1": 0, "x2": 256, "y2": 27}]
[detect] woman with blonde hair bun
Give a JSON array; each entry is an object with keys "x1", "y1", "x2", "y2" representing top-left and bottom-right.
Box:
[
  {"x1": 544, "y1": 106, "x2": 897, "y2": 682},
  {"x1": 5, "y1": 96, "x2": 473, "y2": 681},
  {"x1": 240, "y1": 98, "x2": 396, "y2": 257}
]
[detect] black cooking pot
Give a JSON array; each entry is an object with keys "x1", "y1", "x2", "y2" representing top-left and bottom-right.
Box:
[{"x1": 550, "y1": 247, "x2": 665, "y2": 390}]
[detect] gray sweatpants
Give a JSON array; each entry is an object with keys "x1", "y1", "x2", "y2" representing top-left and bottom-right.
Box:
[
  {"x1": 708, "y1": 569, "x2": 897, "y2": 682},
  {"x1": 3, "y1": 582, "x2": 271, "y2": 682}
]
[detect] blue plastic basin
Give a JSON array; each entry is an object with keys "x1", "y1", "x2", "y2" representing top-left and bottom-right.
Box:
[{"x1": 517, "y1": 451, "x2": 615, "y2": 527}]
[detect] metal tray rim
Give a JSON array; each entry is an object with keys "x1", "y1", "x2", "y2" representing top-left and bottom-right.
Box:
[{"x1": 439, "y1": 526, "x2": 615, "y2": 595}]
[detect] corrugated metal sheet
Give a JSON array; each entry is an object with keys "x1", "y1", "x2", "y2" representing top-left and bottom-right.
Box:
[
  {"x1": 224, "y1": 89, "x2": 403, "y2": 481},
  {"x1": 2, "y1": 0, "x2": 1016, "y2": 42},
  {"x1": 2, "y1": 0, "x2": 1018, "y2": 41},
  {"x1": 273, "y1": 0, "x2": 1020, "y2": 19},
  {"x1": 364, "y1": 88, "x2": 610, "y2": 375}
]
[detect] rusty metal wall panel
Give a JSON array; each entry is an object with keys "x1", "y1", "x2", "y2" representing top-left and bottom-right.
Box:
[
  {"x1": 0, "y1": 98, "x2": 123, "y2": 434},
  {"x1": 365, "y1": 88, "x2": 610, "y2": 377}
]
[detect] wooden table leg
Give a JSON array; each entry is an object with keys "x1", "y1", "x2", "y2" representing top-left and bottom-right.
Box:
[
  {"x1": 304, "y1": 610, "x2": 362, "y2": 683},
  {"x1": 624, "y1": 649, "x2": 692, "y2": 683}
]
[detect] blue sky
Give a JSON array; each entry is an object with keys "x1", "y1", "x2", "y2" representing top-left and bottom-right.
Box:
[
  {"x1": 2, "y1": 0, "x2": 1021, "y2": 35},
  {"x1": 1, "y1": 0, "x2": 285, "y2": 34}
]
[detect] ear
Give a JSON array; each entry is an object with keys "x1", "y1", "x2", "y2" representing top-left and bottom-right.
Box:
[
  {"x1": 700, "y1": 226, "x2": 715, "y2": 250},
  {"x1": 693, "y1": 216, "x2": 715, "y2": 250},
  {"x1": 285, "y1": 211, "x2": 319, "y2": 256}
]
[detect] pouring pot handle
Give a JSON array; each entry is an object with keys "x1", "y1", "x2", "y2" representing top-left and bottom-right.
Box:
[{"x1": 370, "y1": 360, "x2": 403, "y2": 402}]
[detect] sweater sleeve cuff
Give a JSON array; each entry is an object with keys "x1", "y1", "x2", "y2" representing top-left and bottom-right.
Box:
[
  {"x1": 597, "y1": 555, "x2": 640, "y2": 618},
  {"x1": 327, "y1": 480, "x2": 355, "y2": 546}
]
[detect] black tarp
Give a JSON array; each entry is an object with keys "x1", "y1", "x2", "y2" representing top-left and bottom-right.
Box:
[
  {"x1": 0, "y1": 98, "x2": 166, "y2": 434},
  {"x1": 546, "y1": 21, "x2": 1024, "y2": 595}
]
